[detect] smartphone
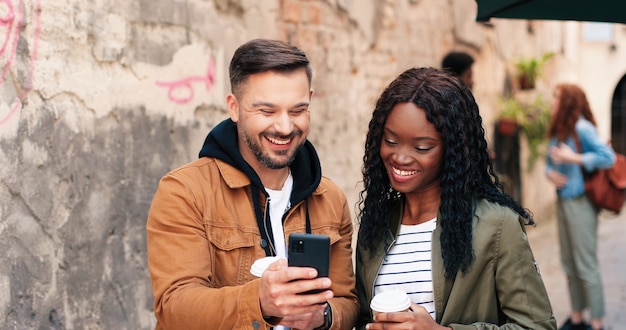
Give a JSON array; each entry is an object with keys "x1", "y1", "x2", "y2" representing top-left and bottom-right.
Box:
[{"x1": 288, "y1": 233, "x2": 330, "y2": 294}]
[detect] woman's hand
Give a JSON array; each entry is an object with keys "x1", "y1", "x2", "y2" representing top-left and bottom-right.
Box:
[
  {"x1": 546, "y1": 170, "x2": 568, "y2": 188},
  {"x1": 549, "y1": 143, "x2": 581, "y2": 165},
  {"x1": 366, "y1": 303, "x2": 451, "y2": 330}
]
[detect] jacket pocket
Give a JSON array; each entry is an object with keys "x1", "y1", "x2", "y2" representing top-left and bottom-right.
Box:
[
  {"x1": 206, "y1": 223, "x2": 261, "y2": 287},
  {"x1": 315, "y1": 228, "x2": 342, "y2": 246}
]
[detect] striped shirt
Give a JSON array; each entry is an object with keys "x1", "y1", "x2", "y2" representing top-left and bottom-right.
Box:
[{"x1": 374, "y1": 218, "x2": 437, "y2": 319}]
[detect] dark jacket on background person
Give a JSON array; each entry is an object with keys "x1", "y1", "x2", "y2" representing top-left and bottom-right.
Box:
[{"x1": 147, "y1": 119, "x2": 358, "y2": 329}]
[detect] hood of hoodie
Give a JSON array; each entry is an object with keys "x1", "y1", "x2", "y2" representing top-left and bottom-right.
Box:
[
  {"x1": 198, "y1": 119, "x2": 322, "y2": 256},
  {"x1": 198, "y1": 118, "x2": 322, "y2": 203}
]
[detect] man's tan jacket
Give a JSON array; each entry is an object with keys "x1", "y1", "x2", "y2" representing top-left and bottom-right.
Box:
[{"x1": 148, "y1": 157, "x2": 358, "y2": 329}]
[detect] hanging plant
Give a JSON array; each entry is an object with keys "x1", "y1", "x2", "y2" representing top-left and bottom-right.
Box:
[
  {"x1": 520, "y1": 95, "x2": 551, "y2": 170},
  {"x1": 496, "y1": 97, "x2": 524, "y2": 136},
  {"x1": 496, "y1": 95, "x2": 551, "y2": 170},
  {"x1": 515, "y1": 52, "x2": 554, "y2": 90}
]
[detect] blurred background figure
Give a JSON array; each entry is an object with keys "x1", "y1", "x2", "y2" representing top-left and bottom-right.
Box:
[
  {"x1": 441, "y1": 51, "x2": 475, "y2": 90},
  {"x1": 441, "y1": 50, "x2": 510, "y2": 191},
  {"x1": 545, "y1": 83, "x2": 615, "y2": 330}
]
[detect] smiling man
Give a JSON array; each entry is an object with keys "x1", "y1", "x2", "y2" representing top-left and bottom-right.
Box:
[{"x1": 146, "y1": 39, "x2": 358, "y2": 330}]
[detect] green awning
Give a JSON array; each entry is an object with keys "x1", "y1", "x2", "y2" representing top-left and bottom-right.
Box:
[{"x1": 476, "y1": 0, "x2": 626, "y2": 24}]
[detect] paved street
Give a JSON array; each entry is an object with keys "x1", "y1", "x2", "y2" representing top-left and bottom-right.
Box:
[{"x1": 527, "y1": 208, "x2": 626, "y2": 330}]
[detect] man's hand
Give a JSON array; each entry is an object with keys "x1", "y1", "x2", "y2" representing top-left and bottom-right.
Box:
[{"x1": 258, "y1": 258, "x2": 333, "y2": 329}]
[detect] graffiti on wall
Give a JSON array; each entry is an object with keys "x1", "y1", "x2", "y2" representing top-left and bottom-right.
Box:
[
  {"x1": 0, "y1": 0, "x2": 41, "y2": 125},
  {"x1": 155, "y1": 57, "x2": 216, "y2": 105}
]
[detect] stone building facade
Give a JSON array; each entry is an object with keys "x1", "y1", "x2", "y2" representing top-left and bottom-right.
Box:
[{"x1": 0, "y1": 0, "x2": 624, "y2": 328}]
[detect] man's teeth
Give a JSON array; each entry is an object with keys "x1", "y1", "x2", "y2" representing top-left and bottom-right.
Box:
[
  {"x1": 267, "y1": 136, "x2": 290, "y2": 145},
  {"x1": 393, "y1": 167, "x2": 417, "y2": 176}
]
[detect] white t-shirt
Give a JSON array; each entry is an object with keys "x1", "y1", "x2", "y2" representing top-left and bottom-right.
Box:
[
  {"x1": 265, "y1": 172, "x2": 293, "y2": 330},
  {"x1": 265, "y1": 172, "x2": 293, "y2": 258},
  {"x1": 374, "y1": 218, "x2": 437, "y2": 319}
]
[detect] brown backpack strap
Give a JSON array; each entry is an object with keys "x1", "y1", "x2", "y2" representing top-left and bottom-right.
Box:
[
  {"x1": 571, "y1": 131, "x2": 590, "y2": 179},
  {"x1": 572, "y1": 131, "x2": 582, "y2": 153}
]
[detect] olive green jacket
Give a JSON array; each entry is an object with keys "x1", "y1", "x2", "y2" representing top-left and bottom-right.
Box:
[{"x1": 356, "y1": 199, "x2": 557, "y2": 329}]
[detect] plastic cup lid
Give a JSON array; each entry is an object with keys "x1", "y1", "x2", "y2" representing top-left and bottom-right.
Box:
[
  {"x1": 250, "y1": 256, "x2": 280, "y2": 277},
  {"x1": 370, "y1": 290, "x2": 412, "y2": 313}
]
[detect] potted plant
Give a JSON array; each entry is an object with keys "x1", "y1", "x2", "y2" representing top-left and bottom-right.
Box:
[
  {"x1": 496, "y1": 97, "x2": 524, "y2": 136},
  {"x1": 496, "y1": 95, "x2": 551, "y2": 170},
  {"x1": 520, "y1": 95, "x2": 551, "y2": 170},
  {"x1": 515, "y1": 52, "x2": 554, "y2": 90}
]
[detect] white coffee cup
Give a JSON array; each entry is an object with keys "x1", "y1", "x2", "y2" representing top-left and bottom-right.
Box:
[
  {"x1": 250, "y1": 256, "x2": 281, "y2": 277},
  {"x1": 370, "y1": 290, "x2": 412, "y2": 314}
]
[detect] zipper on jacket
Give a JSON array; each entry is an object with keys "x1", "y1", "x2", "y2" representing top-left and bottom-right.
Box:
[{"x1": 263, "y1": 197, "x2": 276, "y2": 256}]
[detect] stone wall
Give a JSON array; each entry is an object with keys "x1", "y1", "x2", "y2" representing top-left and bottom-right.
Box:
[{"x1": 1, "y1": 0, "x2": 624, "y2": 328}]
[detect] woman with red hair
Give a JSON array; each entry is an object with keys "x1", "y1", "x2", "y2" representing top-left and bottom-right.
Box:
[{"x1": 546, "y1": 84, "x2": 615, "y2": 330}]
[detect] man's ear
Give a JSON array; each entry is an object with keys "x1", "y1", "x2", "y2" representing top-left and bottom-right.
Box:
[
  {"x1": 226, "y1": 93, "x2": 239, "y2": 122},
  {"x1": 308, "y1": 89, "x2": 314, "y2": 110}
]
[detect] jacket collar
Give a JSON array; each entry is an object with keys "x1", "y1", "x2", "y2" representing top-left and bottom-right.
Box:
[
  {"x1": 198, "y1": 118, "x2": 322, "y2": 203},
  {"x1": 215, "y1": 159, "x2": 326, "y2": 196},
  {"x1": 198, "y1": 118, "x2": 322, "y2": 256}
]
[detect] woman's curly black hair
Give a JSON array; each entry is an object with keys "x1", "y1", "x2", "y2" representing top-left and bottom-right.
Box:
[{"x1": 357, "y1": 67, "x2": 533, "y2": 279}]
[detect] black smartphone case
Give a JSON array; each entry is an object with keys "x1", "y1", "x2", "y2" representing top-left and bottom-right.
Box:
[{"x1": 288, "y1": 233, "x2": 330, "y2": 279}]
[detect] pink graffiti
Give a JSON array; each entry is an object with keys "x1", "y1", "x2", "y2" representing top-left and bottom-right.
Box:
[
  {"x1": 0, "y1": 0, "x2": 41, "y2": 125},
  {"x1": 156, "y1": 57, "x2": 216, "y2": 104},
  {"x1": 0, "y1": 0, "x2": 19, "y2": 85}
]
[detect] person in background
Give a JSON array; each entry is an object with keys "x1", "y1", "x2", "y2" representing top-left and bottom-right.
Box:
[
  {"x1": 442, "y1": 50, "x2": 510, "y2": 191},
  {"x1": 441, "y1": 51, "x2": 474, "y2": 89},
  {"x1": 355, "y1": 67, "x2": 556, "y2": 329},
  {"x1": 546, "y1": 83, "x2": 615, "y2": 330},
  {"x1": 146, "y1": 39, "x2": 358, "y2": 330}
]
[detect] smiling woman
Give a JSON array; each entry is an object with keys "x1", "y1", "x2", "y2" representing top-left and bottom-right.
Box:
[
  {"x1": 380, "y1": 102, "x2": 443, "y2": 206},
  {"x1": 355, "y1": 67, "x2": 557, "y2": 330}
]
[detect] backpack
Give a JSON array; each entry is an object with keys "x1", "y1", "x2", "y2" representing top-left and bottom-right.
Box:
[{"x1": 583, "y1": 153, "x2": 626, "y2": 214}]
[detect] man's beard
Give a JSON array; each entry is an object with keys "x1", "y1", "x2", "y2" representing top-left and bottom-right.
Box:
[{"x1": 242, "y1": 131, "x2": 304, "y2": 169}]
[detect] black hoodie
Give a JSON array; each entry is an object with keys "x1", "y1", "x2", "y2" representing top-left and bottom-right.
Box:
[{"x1": 198, "y1": 118, "x2": 322, "y2": 256}]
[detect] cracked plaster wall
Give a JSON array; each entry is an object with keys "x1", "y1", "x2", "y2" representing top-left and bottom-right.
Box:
[{"x1": 1, "y1": 0, "x2": 624, "y2": 328}]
